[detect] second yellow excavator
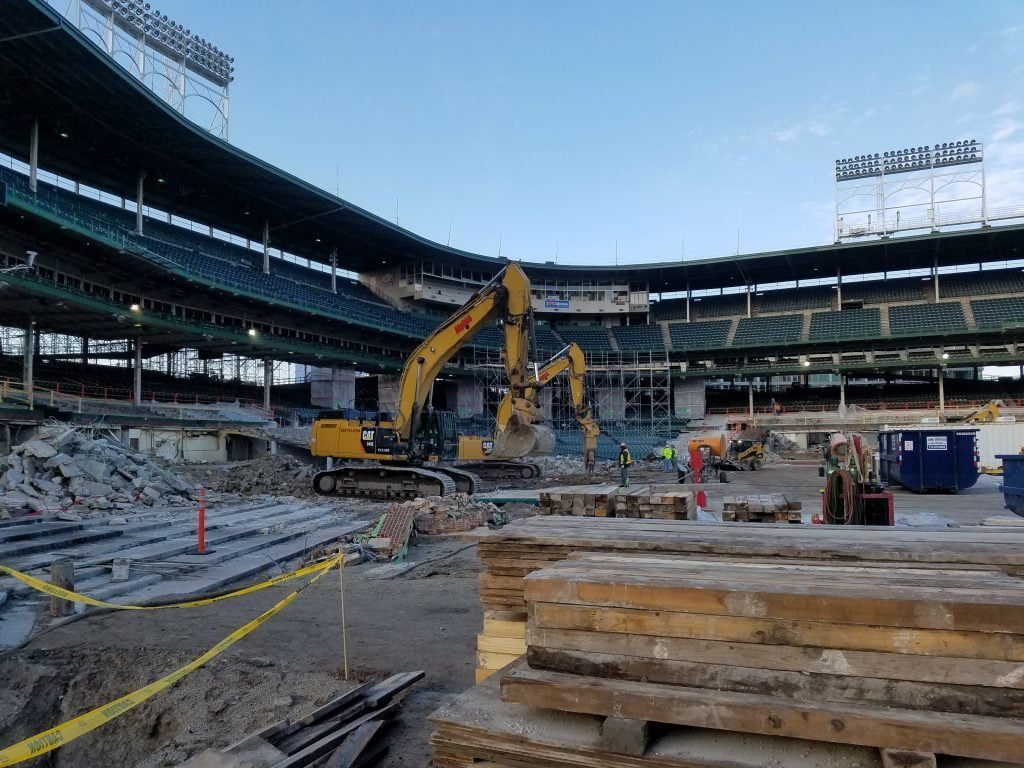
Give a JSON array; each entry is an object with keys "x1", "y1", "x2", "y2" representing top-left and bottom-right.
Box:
[{"x1": 458, "y1": 342, "x2": 600, "y2": 478}]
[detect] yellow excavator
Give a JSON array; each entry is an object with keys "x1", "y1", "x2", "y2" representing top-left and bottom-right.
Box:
[
  {"x1": 310, "y1": 264, "x2": 554, "y2": 498},
  {"x1": 960, "y1": 400, "x2": 1002, "y2": 424},
  {"x1": 458, "y1": 342, "x2": 600, "y2": 478}
]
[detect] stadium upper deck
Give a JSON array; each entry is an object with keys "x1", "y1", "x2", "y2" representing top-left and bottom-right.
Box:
[{"x1": 2, "y1": 0, "x2": 1024, "y2": 381}]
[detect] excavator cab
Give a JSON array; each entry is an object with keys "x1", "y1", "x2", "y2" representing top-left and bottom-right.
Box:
[{"x1": 415, "y1": 408, "x2": 461, "y2": 462}]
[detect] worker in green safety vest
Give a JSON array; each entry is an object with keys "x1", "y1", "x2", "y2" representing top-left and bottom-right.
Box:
[
  {"x1": 619, "y1": 443, "x2": 633, "y2": 487},
  {"x1": 661, "y1": 444, "x2": 677, "y2": 472}
]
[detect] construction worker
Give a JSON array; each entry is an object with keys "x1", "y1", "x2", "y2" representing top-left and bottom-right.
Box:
[
  {"x1": 618, "y1": 442, "x2": 633, "y2": 487},
  {"x1": 661, "y1": 443, "x2": 677, "y2": 472}
]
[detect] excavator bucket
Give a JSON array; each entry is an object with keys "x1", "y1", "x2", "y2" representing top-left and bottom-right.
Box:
[{"x1": 491, "y1": 423, "x2": 556, "y2": 459}]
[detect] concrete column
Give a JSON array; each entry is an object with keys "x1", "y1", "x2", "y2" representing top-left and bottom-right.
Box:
[
  {"x1": 136, "y1": 171, "x2": 145, "y2": 234},
  {"x1": 263, "y1": 359, "x2": 273, "y2": 410},
  {"x1": 133, "y1": 339, "x2": 142, "y2": 406},
  {"x1": 746, "y1": 286, "x2": 752, "y2": 318},
  {"x1": 933, "y1": 256, "x2": 940, "y2": 301},
  {"x1": 747, "y1": 380, "x2": 754, "y2": 419},
  {"x1": 29, "y1": 119, "x2": 39, "y2": 193},
  {"x1": 262, "y1": 219, "x2": 270, "y2": 275},
  {"x1": 81, "y1": 336, "x2": 89, "y2": 366},
  {"x1": 330, "y1": 248, "x2": 338, "y2": 293},
  {"x1": 839, "y1": 374, "x2": 846, "y2": 411},
  {"x1": 377, "y1": 374, "x2": 401, "y2": 415},
  {"x1": 311, "y1": 366, "x2": 355, "y2": 409},
  {"x1": 23, "y1": 317, "x2": 34, "y2": 406},
  {"x1": 938, "y1": 367, "x2": 945, "y2": 416},
  {"x1": 455, "y1": 380, "x2": 484, "y2": 418},
  {"x1": 836, "y1": 265, "x2": 842, "y2": 307},
  {"x1": 685, "y1": 281, "x2": 691, "y2": 322}
]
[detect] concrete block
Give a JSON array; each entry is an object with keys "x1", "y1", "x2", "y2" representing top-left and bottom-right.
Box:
[
  {"x1": 70, "y1": 479, "x2": 114, "y2": 498},
  {"x1": 600, "y1": 717, "x2": 649, "y2": 756},
  {"x1": 19, "y1": 440, "x2": 57, "y2": 459},
  {"x1": 880, "y1": 749, "x2": 937, "y2": 768}
]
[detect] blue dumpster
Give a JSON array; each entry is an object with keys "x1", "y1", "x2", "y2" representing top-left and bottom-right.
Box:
[
  {"x1": 878, "y1": 429, "x2": 979, "y2": 493},
  {"x1": 997, "y1": 454, "x2": 1024, "y2": 517}
]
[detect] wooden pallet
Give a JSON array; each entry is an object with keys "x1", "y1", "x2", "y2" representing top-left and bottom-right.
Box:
[
  {"x1": 501, "y1": 553, "x2": 1024, "y2": 762},
  {"x1": 467, "y1": 518, "x2": 1024, "y2": 685},
  {"x1": 430, "y1": 673, "x2": 1017, "y2": 768}
]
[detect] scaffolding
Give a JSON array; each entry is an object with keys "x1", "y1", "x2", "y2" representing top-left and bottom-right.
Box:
[{"x1": 463, "y1": 347, "x2": 675, "y2": 457}]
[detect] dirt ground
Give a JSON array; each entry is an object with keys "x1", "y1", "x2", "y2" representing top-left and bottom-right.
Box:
[
  {"x1": 0, "y1": 538, "x2": 482, "y2": 768},
  {"x1": 0, "y1": 462, "x2": 1012, "y2": 767}
]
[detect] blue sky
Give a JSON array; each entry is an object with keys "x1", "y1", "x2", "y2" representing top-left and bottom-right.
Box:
[{"x1": 158, "y1": 0, "x2": 1024, "y2": 267}]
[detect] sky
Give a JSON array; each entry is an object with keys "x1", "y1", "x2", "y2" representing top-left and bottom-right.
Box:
[{"x1": 154, "y1": 0, "x2": 1024, "y2": 267}]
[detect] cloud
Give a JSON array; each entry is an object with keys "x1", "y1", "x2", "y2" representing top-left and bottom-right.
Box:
[
  {"x1": 993, "y1": 119, "x2": 1024, "y2": 142},
  {"x1": 984, "y1": 137, "x2": 1024, "y2": 212},
  {"x1": 770, "y1": 120, "x2": 832, "y2": 143},
  {"x1": 948, "y1": 80, "x2": 980, "y2": 103},
  {"x1": 993, "y1": 100, "x2": 1023, "y2": 117}
]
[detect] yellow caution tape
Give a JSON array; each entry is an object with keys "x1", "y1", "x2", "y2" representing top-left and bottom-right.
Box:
[
  {"x1": 0, "y1": 555, "x2": 337, "y2": 611},
  {"x1": 0, "y1": 555, "x2": 340, "y2": 766}
]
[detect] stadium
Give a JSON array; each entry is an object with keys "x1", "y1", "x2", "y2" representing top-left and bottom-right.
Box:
[
  {"x1": 3, "y1": 2, "x2": 1024, "y2": 767},
  {"x1": 2, "y1": 0, "x2": 1024, "y2": 464}
]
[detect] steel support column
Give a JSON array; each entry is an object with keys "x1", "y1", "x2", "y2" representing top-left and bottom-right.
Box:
[
  {"x1": 136, "y1": 171, "x2": 145, "y2": 234},
  {"x1": 29, "y1": 119, "x2": 39, "y2": 193},
  {"x1": 263, "y1": 359, "x2": 272, "y2": 410},
  {"x1": 133, "y1": 339, "x2": 143, "y2": 406},
  {"x1": 262, "y1": 220, "x2": 270, "y2": 275},
  {"x1": 23, "y1": 318, "x2": 34, "y2": 408}
]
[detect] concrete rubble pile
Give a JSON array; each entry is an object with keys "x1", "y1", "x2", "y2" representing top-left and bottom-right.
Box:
[
  {"x1": 187, "y1": 455, "x2": 315, "y2": 497},
  {"x1": 406, "y1": 493, "x2": 500, "y2": 536},
  {"x1": 0, "y1": 427, "x2": 193, "y2": 519},
  {"x1": 530, "y1": 455, "x2": 614, "y2": 477}
]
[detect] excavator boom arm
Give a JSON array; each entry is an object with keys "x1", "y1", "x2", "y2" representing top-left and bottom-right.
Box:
[{"x1": 393, "y1": 264, "x2": 533, "y2": 440}]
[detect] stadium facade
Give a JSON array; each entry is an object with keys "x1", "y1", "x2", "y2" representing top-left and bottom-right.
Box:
[{"x1": 2, "y1": 0, "x2": 1024, "y2": 458}]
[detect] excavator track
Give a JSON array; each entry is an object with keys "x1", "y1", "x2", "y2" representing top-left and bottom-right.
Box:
[
  {"x1": 426, "y1": 465, "x2": 483, "y2": 494},
  {"x1": 455, "y1": 461, "x2": 542, "y2": 480},
  {"x1": 312, "y1": 464, "x2": 457, "y2": 499}
]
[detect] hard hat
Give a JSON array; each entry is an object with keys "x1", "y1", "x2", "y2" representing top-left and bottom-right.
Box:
[{"x1": 620, "y1": 442, "x2": 627, "y2": 448}]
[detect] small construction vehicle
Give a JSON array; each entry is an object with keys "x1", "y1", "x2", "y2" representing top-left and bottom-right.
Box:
[{"x1": 687, "y1": 432, "x2": 765, "y2": 472}]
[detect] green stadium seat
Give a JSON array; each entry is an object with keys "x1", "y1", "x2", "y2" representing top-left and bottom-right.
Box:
[
  {"x1": 808, "y1": 308, "x2": 881, "y2": 341},
  {"x1": 889, "y1": 302, "x2": 966, "y2": 335},
  {"x1": 667, "y1": 320, "x2": 731, "y2": 350},
  {"x1": 732, "y1": 314, "x2": 803, "y2": 346}
]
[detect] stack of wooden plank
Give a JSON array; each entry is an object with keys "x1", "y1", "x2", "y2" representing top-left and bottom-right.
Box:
[
  {"x1": 537, "y1": 485, "x2": 695, "y2": 520},
  {"x1": 431, "y1": 674, "x2": 897, "y2": 768},
  {"x1": 611, "y1": 487, "x2": 695, "y2": 519},
  {"x1": 499, "y1": 553, "x2": 1024, "y2": 762},
  {"x1": 467, "y1": 517, "x2": 1024, "y2": 682},
  {"x1": 537, "y1": 485, "x2": 619, "y2": 516},
  {"x1": 182, "y1": 671, "x2": 423, "y2": 768},
  {"x1": 722, "y1": 493, "x2": 801, "y2": 522}
]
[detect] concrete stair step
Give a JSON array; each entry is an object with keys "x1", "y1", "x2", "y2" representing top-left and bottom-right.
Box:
[
  {"x1": 0, "y1": 527, "x2": 124, "y2": 560},
  {"x1": 125, "y1": 519, "x2": 370, "y2": 603},
  {"x1": 0, "y1": 502, "x2": 317, "y2": 572},
  {"x1": 0, "y1": 521, "x2": 85, "y2": 544}
]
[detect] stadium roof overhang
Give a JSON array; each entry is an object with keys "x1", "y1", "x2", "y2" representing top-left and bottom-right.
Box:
[{"x1": 2, "y1": 0, "x2": 1024, "y2": 292}]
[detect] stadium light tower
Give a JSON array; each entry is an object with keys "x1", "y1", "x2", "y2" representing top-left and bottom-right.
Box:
[
  {"x1": 48, "y1": 0, "x2": 235, "y2": 139},
  {"x1": 833, "y1": 140, "x2": 994, "y2": 240}
]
